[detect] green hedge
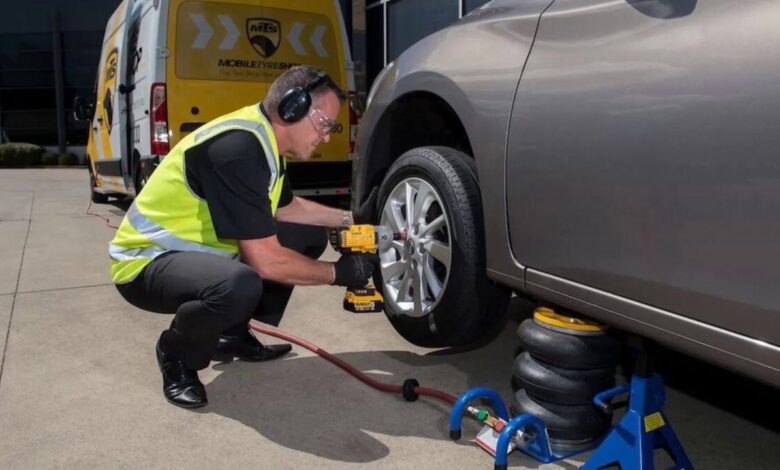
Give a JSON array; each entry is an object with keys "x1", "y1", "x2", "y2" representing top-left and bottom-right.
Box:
[
  {"x1": 58, "y1": 153, "x2": 80, "y2": 166},
  {"x1": 0, "y1": 144, "x2": 84, "y2": 167},
  {"x1": 42, "y1": 152, "x2": 59, "y2": 166},
  {"x1": 0, "y1": 143, "x2": 45, "y2": 168}
]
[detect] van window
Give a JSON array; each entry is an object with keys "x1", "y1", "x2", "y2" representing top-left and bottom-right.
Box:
[{"x1": 175, "y1": 2, "x2": 341, "y2": 84}]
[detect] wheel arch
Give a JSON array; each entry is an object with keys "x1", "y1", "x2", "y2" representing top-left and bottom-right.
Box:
[{"x1": 362, "y1": 91, "x2": 474, "y2": 200}]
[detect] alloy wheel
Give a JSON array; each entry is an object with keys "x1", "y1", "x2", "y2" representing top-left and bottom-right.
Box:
[{"x1": 379, "y1": 177, "x2": 451, "y2": 318}]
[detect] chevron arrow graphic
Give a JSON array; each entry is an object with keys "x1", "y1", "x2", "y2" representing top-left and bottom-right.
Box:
[
  {"x1": 310, "y1": 25, "x2": 328, "y2": 58},
  {"x1": 288, "y1": 22, "x2": 307, "y2": 56},
  {"x1": 218, "y1": 15, "x2": 239, "y2": 49},
  {"x1": 189, "y1": 13, "x2": 213, "y2": 49}
]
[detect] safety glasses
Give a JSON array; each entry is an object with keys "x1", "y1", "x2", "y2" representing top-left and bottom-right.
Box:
[{"x1": 307, "y1": 107, "x2": 343, "y2": 136}]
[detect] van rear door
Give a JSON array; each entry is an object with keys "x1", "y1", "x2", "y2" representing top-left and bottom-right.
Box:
[
  {"x1": 166, "y1": 0, "x2": 350, "y2": 161},
  {"x1": 92, "y1": 0, "x2": 131, "y2": 194}
]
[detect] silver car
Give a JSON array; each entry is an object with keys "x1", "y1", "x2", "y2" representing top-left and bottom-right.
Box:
[{"x1": 352, "y1": 0, "x2": 780, "y2": 388}]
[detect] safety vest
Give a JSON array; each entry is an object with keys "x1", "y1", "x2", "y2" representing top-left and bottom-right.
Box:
[{"x1": 109, "y1": 104, "x2": 285, "y2": 284}]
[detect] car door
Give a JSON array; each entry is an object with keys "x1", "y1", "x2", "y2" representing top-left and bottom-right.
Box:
[{"x1": 505, "y1": 0, "x2": 780, "y2": 346}]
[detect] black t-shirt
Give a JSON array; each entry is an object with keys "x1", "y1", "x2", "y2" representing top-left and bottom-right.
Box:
[{"x1": 184, "y1": 125, "x2": 293, "y2": 240}]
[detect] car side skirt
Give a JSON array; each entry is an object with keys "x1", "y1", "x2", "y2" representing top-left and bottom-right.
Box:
[{"x1": 508, "y1": 269, "x2": 780, "y2": 389}]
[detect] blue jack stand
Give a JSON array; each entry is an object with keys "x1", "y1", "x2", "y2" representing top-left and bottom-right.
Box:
[
  {"x1": 449, "y1": 387, "x2": 593, "y2": 470},
  {"x1": 447, "y1": 338, "x2": 693, "y2": 470},
  {"x1": 583, "y1": 340, "x2": 694, "y2": 470}
]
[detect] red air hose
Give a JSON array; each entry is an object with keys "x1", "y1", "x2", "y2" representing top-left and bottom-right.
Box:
[{"x1": 249, "y1": 321, "x2": 457, "y2": 405}]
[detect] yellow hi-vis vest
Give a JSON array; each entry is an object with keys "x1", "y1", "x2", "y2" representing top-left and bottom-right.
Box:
[{"x1": 109, "y1": 104, "x2": 285, "y2": 284}]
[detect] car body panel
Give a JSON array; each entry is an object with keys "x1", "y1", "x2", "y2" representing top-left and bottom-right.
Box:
[
  {"x1": 506, "y1": 0, "x2": 780, "y2": 348},
  {"x1": 353, "y1": 0, "x2": 780, "y2": 388},
  {"x1": 526, "y1": 268, "x2": 780, "y2": 388}
]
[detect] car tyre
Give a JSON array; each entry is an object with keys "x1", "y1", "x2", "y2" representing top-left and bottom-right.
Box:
[{"x1": 374, "y1": 146, "x2": 510, "y2": 347}]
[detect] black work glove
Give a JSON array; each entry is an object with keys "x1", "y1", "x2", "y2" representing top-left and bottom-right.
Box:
[
  {"x1": 332, "y1": 254, "x2": 378, "y2": 287},
  {"x1": 352, "y1": 186, "x2": 379, "y2": 224}
]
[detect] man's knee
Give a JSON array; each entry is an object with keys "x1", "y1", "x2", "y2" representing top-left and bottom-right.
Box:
[
  {"x1": 210, "y1": 266, "x2": 263, "y2": 319},
  {"x1": 229, "y1": 266, "x2": 264, "y2": 305}
]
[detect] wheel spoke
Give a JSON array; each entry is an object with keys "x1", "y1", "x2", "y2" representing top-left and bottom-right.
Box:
[
  {"x1": 382, "y1": 259, "x2": 407, "y2": 281},
  {"x1": 423, "y1": 240, "x2": 451, "y2": 270},
  {"x1": 413, "y1": 183, "x2": 433, "y2": 225},
  {"x1": 419, "y1": 214, "x2": 445, "y2": 237},
  {"x1": 405, "y1": 182, "x2": 415, "y2": 226},
  {"x1": 383, "y1": 200, "x2": 405, "y2": 233}
]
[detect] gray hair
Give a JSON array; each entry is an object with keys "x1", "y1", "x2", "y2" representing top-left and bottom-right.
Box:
[{"x1": 264, "y1": 65, "x2": 346, "y2": 120}]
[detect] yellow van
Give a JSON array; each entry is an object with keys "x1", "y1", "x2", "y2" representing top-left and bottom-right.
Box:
[{"x1": 76, "y1": 0, "x2": 357, "y2": 203}]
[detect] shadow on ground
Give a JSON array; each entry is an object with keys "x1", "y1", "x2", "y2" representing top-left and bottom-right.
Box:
[
  {"x1": 198, "y1": 298, "x2": 545, "y2": 465},
  {"x1": 196, "y1": 293, "x2": 779, "y2": 466}
]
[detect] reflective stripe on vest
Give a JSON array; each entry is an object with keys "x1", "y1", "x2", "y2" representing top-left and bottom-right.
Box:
[
  {"x1": 108, "y1": 104, "x2": 284, "y2": 284},
  {"x1": 108, "y1": 244, "x2": 167, "y2": 263},
  {"x1": 108, "y1": 203, "x2": 238, "y2": 261}
]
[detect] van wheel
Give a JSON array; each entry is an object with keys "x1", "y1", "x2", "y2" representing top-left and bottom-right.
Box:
[
  {"x1": 134, "y1": 164, "x2": 147, "y2": 197},
  {"x1": 374, "y1": 146, "x2": 510, "y2": 347},
  {"x1": 88, "y1": 162, "x2": 109, "y2": 204}
]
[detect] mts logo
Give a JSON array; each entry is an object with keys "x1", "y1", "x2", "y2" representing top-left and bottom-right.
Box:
[
  {"x1": 246, "y1": 18, "x2": 281, "y2": 58},
  {"x1": 249, "y1": 22, "x2": 278, "y2": 33}
]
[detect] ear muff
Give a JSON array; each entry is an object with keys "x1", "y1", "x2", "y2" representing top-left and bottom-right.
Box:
[{"x1": 277, "y1": 72, "x2": 329, "y2": 123}]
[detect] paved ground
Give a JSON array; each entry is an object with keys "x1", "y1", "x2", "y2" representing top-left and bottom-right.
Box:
[{"x1": 0, "y1": 169, "x2": 778, "y2": 469}]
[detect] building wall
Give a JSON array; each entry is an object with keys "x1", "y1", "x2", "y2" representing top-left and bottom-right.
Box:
[
  {"x1": 364, "y1": 0, "x2": 491, "y2": 88},
  {"x1": 351, "y1": 0, "x2": 367, "y2": 95},
  {"x1": 0, "y1": 0, "x2": 478, "y2": 147},
  {"x1": 0, "y1": 0, "x2": 121, "y2": 147}
]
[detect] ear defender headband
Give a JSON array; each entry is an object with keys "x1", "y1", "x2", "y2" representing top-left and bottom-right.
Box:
[{"x1": 277, "y1": 71, "x2": 330, "y2": 123}]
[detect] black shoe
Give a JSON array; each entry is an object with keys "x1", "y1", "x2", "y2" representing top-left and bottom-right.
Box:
[
  {"x1": 156, "y1": 338, "x2": 208, "y2": 409},
  {"x1": 216, "y1": 330, "x2": 292, "y2": 362}
]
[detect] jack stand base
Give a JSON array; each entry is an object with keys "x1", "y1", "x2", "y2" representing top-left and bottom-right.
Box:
[
  {"x1": 583, "y1": 373, "x2": 693, "y2": 470},
  {"x1": 449, "y1": 387, "x2": 594, "y2": 470}
]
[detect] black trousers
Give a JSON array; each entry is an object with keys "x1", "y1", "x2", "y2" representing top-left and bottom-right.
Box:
[{"x1": 116, "y1": 222, "x2": 328, "y2": 370}]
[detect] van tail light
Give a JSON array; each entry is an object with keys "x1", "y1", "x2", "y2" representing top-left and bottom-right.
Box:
[
  {"x1": 150, "y1": 83, "x2": 169, "y2": 156},
  {"x1": 348, "y1": 91, "x2": 363, "y2": 154}
]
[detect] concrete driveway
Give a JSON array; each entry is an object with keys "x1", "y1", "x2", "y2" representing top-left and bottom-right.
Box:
[{"x1": 0, "y1": 169, "x2": 778, "y2": 469}]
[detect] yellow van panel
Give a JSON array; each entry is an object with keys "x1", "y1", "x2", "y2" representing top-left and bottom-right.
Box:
[
  {"x1": 89, "y1": 0, "x2": 126, "y2": 191},
  {"x1": 167, "y1": 0, "x2": 350, "y2": 162}
]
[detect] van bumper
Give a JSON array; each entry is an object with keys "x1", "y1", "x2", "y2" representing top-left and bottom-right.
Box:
[{"x1": 287, "y1": 161, "x2": 352, "y2": 197}]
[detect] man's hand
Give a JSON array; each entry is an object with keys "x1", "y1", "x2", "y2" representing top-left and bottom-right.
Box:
[
  {"x1": 352, "y1": 187, "x2": 379, "y2": 224},
  {"x1": 332, "y1": 254, "x2": 378, "y2": 287}
]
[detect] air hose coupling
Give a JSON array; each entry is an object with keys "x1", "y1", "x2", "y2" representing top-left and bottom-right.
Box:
[{"x1": 402, "y1": 378, "x2": 420, "y2": 402}]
